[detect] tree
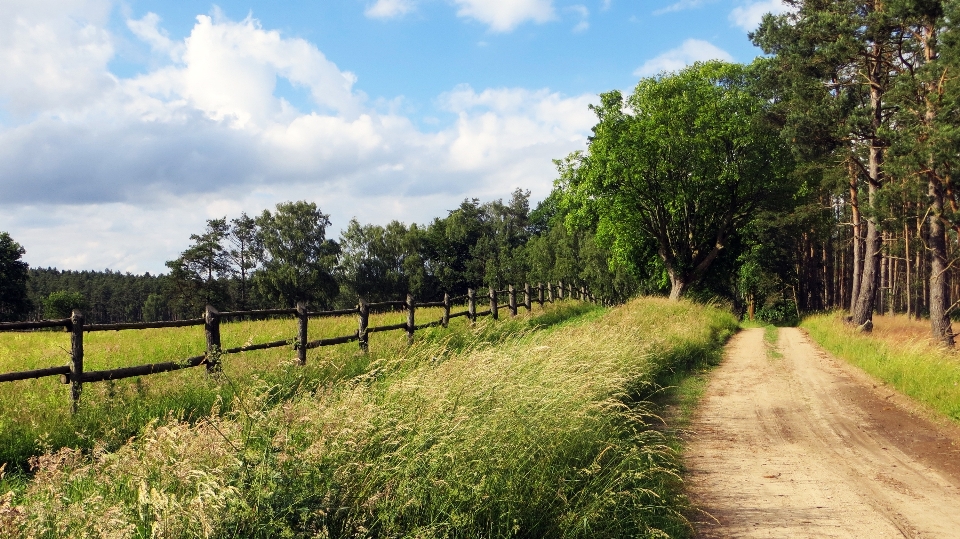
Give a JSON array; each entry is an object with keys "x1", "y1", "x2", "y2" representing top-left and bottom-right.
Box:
[
  {"x1": 884, "y1": 0, "x2": 957, "y2": 345},
  {"x1": 255, "y1": 201, "x2": 340, "y2": 307},
  {"x1": 43, "y1": 290, "x2": 86, "y2": 319},
  {"x1": 753, "y1": 0, "x2": 901, "y2": 327},
  {"x1": 227, "y1": 213, "x2": 261, "y2": 310},
  {"x1": 0, "y1": 232, "x2": 31, "y2": 322},
  {"x1": 561, "y1": 61, "x2": 794, "y2": 300},
  {"x1": 165, "y1": 218, "x2": 232, "y2": 315}
]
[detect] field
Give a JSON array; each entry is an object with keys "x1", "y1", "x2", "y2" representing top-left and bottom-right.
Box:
[
  {"x1": 0, "y1": 297, "x2": 737, "y2": 538},
  {"x1": 802, "y1": 312, "x2": 960, "y2": 422},
  {"x1": 0, "y1": 305, "x2": 484, "y2": 469}
]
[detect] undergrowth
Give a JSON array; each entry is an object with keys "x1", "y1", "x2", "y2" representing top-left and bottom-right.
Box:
[{"x1": 1, "y1": 298, "x2": 736, "y2": 538}]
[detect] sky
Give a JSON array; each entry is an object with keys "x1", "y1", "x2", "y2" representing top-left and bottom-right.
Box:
[{"x1": 0, "y1": 0, "x2": 789, "y2": 275}]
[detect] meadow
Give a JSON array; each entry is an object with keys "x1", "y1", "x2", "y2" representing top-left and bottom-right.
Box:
[
  {"x1": 0, "y1": 297, "x2": 737, "y2": 538},
  {"x1": 803, "y1": 313, "x2": 960, "y2": 422},
  {"x1": 0, "y1": 304, "x2": 502, "y2": 469}
]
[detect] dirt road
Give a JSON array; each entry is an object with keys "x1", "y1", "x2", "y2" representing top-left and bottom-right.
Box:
[{"x1": 686, "y1": 328, "x2": 960, "y2": 538}]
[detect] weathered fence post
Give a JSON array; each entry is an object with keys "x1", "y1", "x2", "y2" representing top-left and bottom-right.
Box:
[
  {"x1": 204, "y1": 305, "x2": 221, "y2": 373},
  {"x1": 558, "y1": 280, "x2": 564, "y2": 301},
  {"x1": 468, "y1": 288, "x2": 476, "y2": 323},
  {"x1": 547, "y1": 281, "x2": 554, "y2": 303},
  {"x1": 508, "y1": 285, "x2": 517, "y2": 316},
  {"x1": 358, "y1": 298, "x2": 369, "y2": 353},
  {"x1": 538, "y1": 282, "x2": 544, "y2": 306},
  {"x1": 490, "y1": 287, "x2": 498, "y2": 320},
  {"x1": 524, "y1": 283, "x2": 532, "y2": 311},
  {"x1": 442, "y1": 292, "x2": 450, "y2": 328},
  {"x1": 406, "y1": 294, "x2": 415, "y2": 345},
  {"x1": 69, "y1": 310, "x2": 84, "y2": 414},
  {"x1": 296, "y1": 301, "x2": 308, "y2": 366}
]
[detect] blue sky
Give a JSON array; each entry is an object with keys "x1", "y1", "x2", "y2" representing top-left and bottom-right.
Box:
[{"x1": 0, "y1": 0, "x2": 787, "y2": 273}]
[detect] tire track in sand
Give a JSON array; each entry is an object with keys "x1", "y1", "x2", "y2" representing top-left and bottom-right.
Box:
[{"x1": 686, "y1": 328, "x2": 960, "y2": 538}]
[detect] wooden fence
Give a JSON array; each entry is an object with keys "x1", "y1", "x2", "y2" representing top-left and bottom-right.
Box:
[{"x1": 0, "y1": 281, "x2": 597, "y2": 412}]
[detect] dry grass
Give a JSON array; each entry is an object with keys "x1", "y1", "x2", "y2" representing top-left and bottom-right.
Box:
[
  {"x1": 803, "y1": 312, "x2": 960, "y2": 423},
  {"x1": 2, "y1": 297, "x2": 736, "y2": 538}
]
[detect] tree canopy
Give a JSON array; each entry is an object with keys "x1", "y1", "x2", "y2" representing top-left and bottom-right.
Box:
[{"x1": 559, "y1": 61, "x2": 794, "y2": 300}]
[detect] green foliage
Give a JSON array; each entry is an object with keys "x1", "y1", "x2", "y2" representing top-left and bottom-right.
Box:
[
  {"x1": 42, "y1": 291, "x2": 85, "y2": 319},
  {"x1": 255, "y1": 201, "x2": 340, "y2": 308},
  {"x1": 0, "y1": 232, "x2": 30, "y2": 322},
  {"x1": 560, "y1": 61, "x2": 795, "y2": 300}
]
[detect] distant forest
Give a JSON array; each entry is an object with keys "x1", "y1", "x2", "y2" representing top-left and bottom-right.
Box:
[
  {"x1": 14, "y1": 190, "x2": 637, "y2": 324},
  {"x1": 5, "y1": 1, "x2": 960, "y2": 346}
]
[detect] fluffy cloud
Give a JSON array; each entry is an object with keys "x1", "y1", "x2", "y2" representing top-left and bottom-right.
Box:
[
  {"x1": 364, "y1": 0, "x2": 416, "y2": 19},
  {"x1": 0, "y1": 5, "x2": 595, "y2": 273},
  {"x1": 0, "y1": 0, "x2": 115, "y2": 117},
  {"x1": 453, "y1": 0, "x2": 556, "y2": 32},
  {"x1": 633, "y1": 39, "x2": 733, "y2": 77},
  {"x1": 729, "y1": 0, "x2": 793, "y2": 31}
]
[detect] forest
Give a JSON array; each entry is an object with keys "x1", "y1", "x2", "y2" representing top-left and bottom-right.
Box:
[{"x1": 2, "y1": 1, "x2": 960, "y2": 346}]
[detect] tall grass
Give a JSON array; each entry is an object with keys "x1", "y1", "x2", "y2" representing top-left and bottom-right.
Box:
[
  {"x1": 2, "y1": 298, "x2": 736, "y2": 538},
  {"x1": 0, "y1": 305, "x2": 564, "y2": 470},
  {"x1": 803, "y1": 312, "x2": 960, "y2": 422}
]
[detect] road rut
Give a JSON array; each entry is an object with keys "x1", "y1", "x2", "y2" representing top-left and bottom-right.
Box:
[{"x1": 686, "y1": 327, "x2": 960, "y2": 538}]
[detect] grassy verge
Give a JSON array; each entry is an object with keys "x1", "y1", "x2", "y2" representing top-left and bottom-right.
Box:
[
  {"x1": 802, "y1": 312, "x2": 960, "y2": 422},
  {"x1": 1, "y1": 298, "x2": 736, "y2": 538},
  {"x1": 0, "y1": 303, "x2": 586, "y2": 471}
]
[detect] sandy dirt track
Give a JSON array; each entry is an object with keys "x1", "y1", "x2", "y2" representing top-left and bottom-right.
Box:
[{"x1": 685, "y1": 328, "x2": 960, "y2": 538}]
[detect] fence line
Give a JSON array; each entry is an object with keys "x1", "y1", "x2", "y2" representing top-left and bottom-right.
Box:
[{"x1": 0, "y1": 282, "x2": 599, "y2": 412}]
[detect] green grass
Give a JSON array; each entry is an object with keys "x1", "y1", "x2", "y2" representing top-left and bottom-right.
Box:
[
  {"x1": 1, "y1": 298, "x2": 737, "y2": 538},
  {"x1": 0, "y1": 303, "x2": 577, "y2": 471},
  {"x1": 803, "y1": 312, "x2": 960, "y2": 422}
]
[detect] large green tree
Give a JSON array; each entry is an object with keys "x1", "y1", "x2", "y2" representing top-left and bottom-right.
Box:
[
  {"x1": 0, "y1": 232, "x2": 31, "y2": 322},
  {"x1": 561, "y1": 61, "x2": 793, "y2": 300},
  {"x1": 255, "y1": 201, "x2": 340, "y2": 308}
]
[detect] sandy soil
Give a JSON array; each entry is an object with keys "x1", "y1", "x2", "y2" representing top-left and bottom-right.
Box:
[{"x1": 685, "y1": 328, "x2": 960, "y2": 538}]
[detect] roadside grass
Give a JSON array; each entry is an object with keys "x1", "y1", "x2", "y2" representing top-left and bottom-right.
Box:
[
  {"x1": 803, "y1": 312, "x2": 960, "y2": 422},
  {"x1": 0, "y1": 303, "x2": 576, "y2": 472},
  {"x1": 3, "y1": 297, "x2": 736, "y2": 538}
]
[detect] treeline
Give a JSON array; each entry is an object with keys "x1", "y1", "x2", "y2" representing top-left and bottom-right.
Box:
[
  {"x1": 747, "y1": 0, "x2": 960, "y2": 344},
  {"x1": 5, "y1": 191, "x2": 636, "y2": 324}
]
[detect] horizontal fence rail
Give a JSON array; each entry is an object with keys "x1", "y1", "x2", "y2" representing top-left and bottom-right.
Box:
[{"x1": 0, "y1": 281, "x2": 599, "y2": 413}]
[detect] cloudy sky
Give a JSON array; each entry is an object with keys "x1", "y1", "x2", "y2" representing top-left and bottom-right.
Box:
[{"x1": 0, "y1": 0, "x2": 788, "y2": 274}]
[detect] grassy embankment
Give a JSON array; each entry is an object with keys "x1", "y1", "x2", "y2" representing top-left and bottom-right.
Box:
[
  {"x1": 0, "y1": 298, "x2": 735, "y2": 538},
  {"x1": 803, "y1": 313, "x2": 960, "y2": 422},
  {"x1": 0, "y1": 304, "x2": 579, "y2": 470}
]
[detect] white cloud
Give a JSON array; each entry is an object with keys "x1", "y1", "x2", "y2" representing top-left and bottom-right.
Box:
[
  {"x1": 633, "y1": 39, "x2": 733, "y2": 77},
  {"x1": 0, "y1": 0, "x2": 115, "y2": 117},
  {"x1": 365, "y1": 0, "x2": 416, "y2": 19},
  {"x1": 126, "y1": 12, "x2": 183, "y2": 61},
  {"x1": 729, "y1": 0, "x2": 793, "y2": 32},
  {"x1": 653, "y1": 0, "x2": 710, "y2": 15},
  {"x1": 453, "y1": 0, "x2": 556, "y2": 32},
  {"x1": 0, "y1": 5, "x2": 596, "y2": 273}
]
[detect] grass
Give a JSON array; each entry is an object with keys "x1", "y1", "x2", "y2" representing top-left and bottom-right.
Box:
[
  {"x1": 0, "y1": 304, "x2": 576, "y2": 471},
  {"x1": 0, "y1": 297, "x2": 737, "y2": 538},
  {"x1": 802, "y1": 312, "x2": 960, "y2": 422}
]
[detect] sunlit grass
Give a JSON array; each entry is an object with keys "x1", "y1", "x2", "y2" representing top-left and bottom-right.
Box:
[
  {"x1": 3, "y1": 298, "x2": 737, "y2": 538},
  {"x1": 803, "y1": 312, "x2": 960, "y2": 422},
  {"x1": 0, "y1": 304, "x2": 548, "y2": 470}
]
